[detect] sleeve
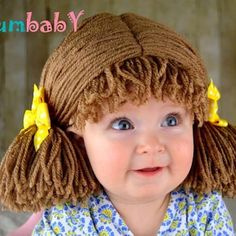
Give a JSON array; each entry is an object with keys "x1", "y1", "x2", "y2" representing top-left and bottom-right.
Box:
[
  {"x1": 32, "y1": 204, "x2": 70, "y2": 236},
  {"x1": 32, "y1": 209, "x2": 57, "y2": 236},
  {"x1": 31, "y1": 202, "x2": 87, "y2": 236},
  {"x1": 205, "y1": 192, "x2": 235, "y2": 236}
]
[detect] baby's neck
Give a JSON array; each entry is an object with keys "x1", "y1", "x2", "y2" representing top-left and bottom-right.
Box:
[{"x1": 106, "y1": 192, "x2": 170, "y2": 236}]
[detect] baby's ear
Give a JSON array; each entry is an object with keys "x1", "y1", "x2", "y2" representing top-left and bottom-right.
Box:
[
  {"x1": 67, "y1": 119, "x2": 84, "y2": 137},
  {"x1": 66, "y1": 126, "x2": 83, "y2": 140}
]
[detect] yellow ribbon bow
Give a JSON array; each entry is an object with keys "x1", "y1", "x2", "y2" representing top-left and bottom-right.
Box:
[
  {"x1": 207, "y1": 80, "x2": 228, "y2": 127},
  {"x1": 22, "y1": 84, "x2": 51, "y2": 151}
]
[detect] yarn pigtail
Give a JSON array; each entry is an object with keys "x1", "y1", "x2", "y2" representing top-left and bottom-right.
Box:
[
  {"x1": 0, "y1": 126, "x2": 37, "y2": 211},
  {"x1": 183, "y1": 122, "x2": 236, "y2": 197},
  {"x1": 0, "y1": 125, "x2": 99, "y2": 212}
]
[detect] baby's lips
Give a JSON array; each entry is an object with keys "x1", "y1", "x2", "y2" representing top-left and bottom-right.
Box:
[{"x1": 135, "y1": 167, "x2": 162, "y2": 172}]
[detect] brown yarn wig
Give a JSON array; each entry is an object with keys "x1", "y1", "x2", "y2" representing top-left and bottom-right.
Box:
[{"x1": 0, "y1": 12, "x2": 236, "y2": 212}]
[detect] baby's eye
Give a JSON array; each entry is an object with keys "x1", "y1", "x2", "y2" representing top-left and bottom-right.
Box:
[
  {"x1": 161, "y1": 114, "x2": 179, "y2": 127},
  {"x1": 111, "y1": 118, "x2": 134, "y2": 130}
]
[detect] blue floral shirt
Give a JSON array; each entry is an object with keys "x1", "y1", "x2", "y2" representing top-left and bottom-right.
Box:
[{"x1": 33, "y1": 188, "x2": 235, "y2": 235}]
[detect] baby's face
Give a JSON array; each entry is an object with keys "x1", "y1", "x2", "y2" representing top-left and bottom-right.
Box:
[{"x1": 78, "y1": 96, "x2": 194, "y2": 203}]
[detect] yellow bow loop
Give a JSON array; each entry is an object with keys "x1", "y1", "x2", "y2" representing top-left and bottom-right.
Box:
[
  {"x1": 207, "y1": 80, "x2": 228, "y2": 127},
  {"x1": 23, "y1": 110, "x2": 36, "y2": 129},
  {"x1": 22, "y1": 84, "x2": 51, "y2": 151}
]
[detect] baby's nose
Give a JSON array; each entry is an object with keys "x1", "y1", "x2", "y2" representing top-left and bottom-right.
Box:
[{"x1": 135, "y1": 133, "x2": 165, "y2": 155}]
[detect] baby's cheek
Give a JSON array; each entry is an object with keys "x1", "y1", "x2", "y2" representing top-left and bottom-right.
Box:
[
  {"x1": 171, "y1": 138, "x2": 193, "y2": 170},
  {"x1": 105, "y1": 153, "x2": 128, "y2": 176},
  {"x1": 91, "y1": 151, "x2": 127, "y2": 185}
]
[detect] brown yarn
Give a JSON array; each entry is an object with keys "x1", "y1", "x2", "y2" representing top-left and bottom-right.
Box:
[
  {"x1": 183, "y1": 122, "x2": 236, "y2": 197},
  {"x1": 0, "y1": 125, "x2": 99, "y2": 212},
  {"x1": 0, "y1": 12, "x2": 236, "y2": 212}
]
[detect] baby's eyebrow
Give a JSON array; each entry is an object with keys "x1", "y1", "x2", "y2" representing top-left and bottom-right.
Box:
[
  {"x1": 167, "y1": 107, "x2": 187, "y2": 112},
  {"x1": 103, "y1": 112, "x2": 130, "y2": 120},
  {"x1": 169, "y1": 108, "x2": 190, "y2": 115}
]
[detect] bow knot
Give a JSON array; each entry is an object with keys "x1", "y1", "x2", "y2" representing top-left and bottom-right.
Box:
[
  {"x1": 22, "y1": 84, "x2": 51, "y2": 151},
  {"x1": 207, "y1": 80, "x2": 228, "y2": 127}
]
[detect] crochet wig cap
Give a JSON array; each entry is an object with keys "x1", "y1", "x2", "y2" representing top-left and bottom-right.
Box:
[{"x1": 0, "y1": 12, "x2": 236, "y2": 212}]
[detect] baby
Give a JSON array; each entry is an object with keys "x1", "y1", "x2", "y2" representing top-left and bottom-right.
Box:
[{"x1": 1, "y1": 12, "x2": 235, "y2": 235}]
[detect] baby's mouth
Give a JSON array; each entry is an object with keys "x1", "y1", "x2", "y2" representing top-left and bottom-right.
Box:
[
  {"x1": 137, "y1": 167, "x2": 160, "y2": 172},
  {"x1": 134, "y1": 167, "x2": 163, "y2": 176}
]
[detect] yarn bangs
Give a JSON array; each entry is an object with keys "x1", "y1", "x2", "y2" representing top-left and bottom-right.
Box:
[{"x1": 71, "y1": 56, "x2": 208, "y2": 131}]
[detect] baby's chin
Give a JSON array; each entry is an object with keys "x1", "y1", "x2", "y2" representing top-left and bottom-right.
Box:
[
  {"x1": 127, "y1": 187, "x2": 171, "y2": 204},
  {"x1": 103, "y1": 187, "x2": 163, "y2": 204}
]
